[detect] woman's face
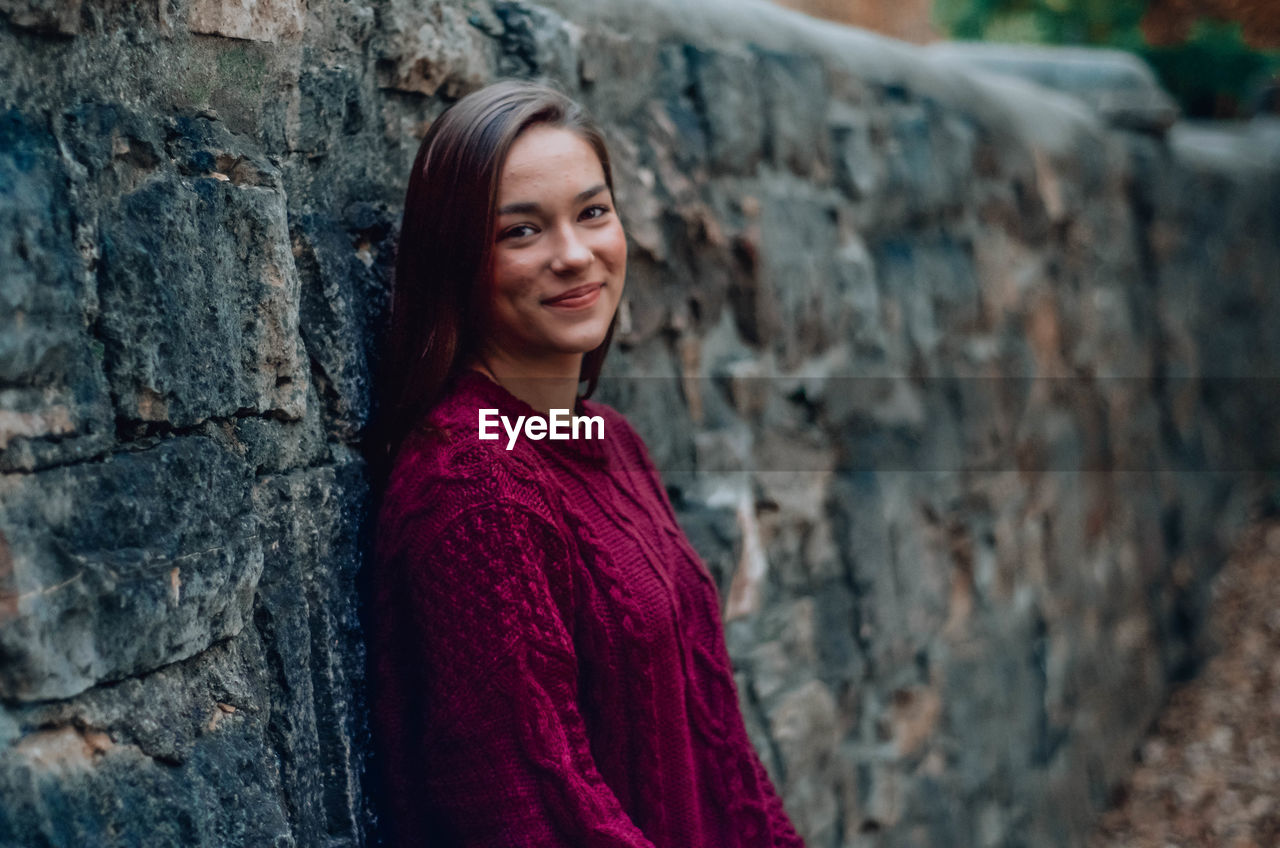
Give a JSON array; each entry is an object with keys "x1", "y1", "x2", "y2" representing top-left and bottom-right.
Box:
[{"x1": 484, "y1": 124, "x2": 627, "y2": 371}]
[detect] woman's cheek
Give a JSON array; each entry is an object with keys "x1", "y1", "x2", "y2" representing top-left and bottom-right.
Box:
[
  {"x1": 494, "y1": 256, "x2": 539, "y2": 300},
  {"x1": 608, "y1": 222, "x2": 629, "y2": 263}
]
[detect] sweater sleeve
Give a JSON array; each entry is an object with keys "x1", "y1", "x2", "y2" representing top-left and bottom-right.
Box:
[{"x1": 379, "y1": 497, "x2": 658, "y2": 848}]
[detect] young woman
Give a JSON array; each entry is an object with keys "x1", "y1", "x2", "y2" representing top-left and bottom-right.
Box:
[{"x1": 367, "y1": 79, "x2": 804, "y2": 847}]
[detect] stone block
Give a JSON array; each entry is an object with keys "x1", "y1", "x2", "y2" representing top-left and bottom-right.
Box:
[
  {"x1": 577, "y1": 24, "x2": 660, "y2": 121},
  {"x1": 647, "y1": 44, "x2": 711, "y2": 176},
  {"x1": 292, "y1": 66, "x2": 368, "y2": 156},
  {"x1": 0, "y1": 436, "x2": 262, "y2": 701},
  {"x1": 833, "y1": 96, "x2": 978, "y2": 233},
  {"x1": 754, "y1": 48, "x2": 830, "y2": 178},
  {"x1": 251, "y1": 461, "x2": 368, "y2": 845},
  {"x1": 754, "y1": 464, "x2": 841, "y2": 589},
  {"x1": 883, "y1": 103, "x2": 977, "y2": 229},
  {"x1": 0, "y1": 629, "x2": 293, "y2": 847},
  {"x1": 96, "y1": 122, "x2": 307, "y2": 428},
  {"x1": 750, "y1": 188, "x2": 870, "y2": 365},
  {"x1": 684, "y1": 45, "x2": 765, "y2": 175},
  {"x1": 291, "y1": 206, "x2": 395, "y2": 442},
  {"x1": 872, "y1": 234, "x2": 981, "y2": 361},
  {"x1": 830, "y1": 103, "x2": 886, "y2": 202},
  {"x1": 490, "y1": 0, "x2": 579, "y2": 82},
  {"x1": 373, "y1": 0, "x2": 494, "y2": 97},
  {"x1": 219, "y1": 379, "x2": 329, "y2": 476},
  {"x1": 0, "y1": 109, "x2": 113, "y2": 471},
  {"x1": 187, "y1": 0, "x2": 304, "y2": 43},
  {"x1": 58, "y1": 101, "x2": 167, "y2": 193}
]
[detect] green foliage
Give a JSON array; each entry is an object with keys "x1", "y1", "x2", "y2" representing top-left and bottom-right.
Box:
[
  {"x1": 1139, "y1": 20, "x2": 1279, "y2": 117},
  {"x1": 932, "y1": 0, "x2": 1280, "y2": 118}
]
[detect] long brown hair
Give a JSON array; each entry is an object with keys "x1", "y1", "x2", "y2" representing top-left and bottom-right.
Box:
[{"x1": 370, "y1": 79, "x2": 619, "y2": 483}]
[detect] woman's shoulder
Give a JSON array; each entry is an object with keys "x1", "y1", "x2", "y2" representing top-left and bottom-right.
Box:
[
  {"x1": 377, "y1": 417, "x2": 563, "y2": 559},
  {"x1": 389, "y1": 372, "x2": 544, "y2": 476},
  {"x1": 387, "y1": 424, "x2": 554, "y2": 506}
]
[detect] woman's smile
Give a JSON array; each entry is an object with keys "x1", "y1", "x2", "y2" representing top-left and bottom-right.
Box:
[{"x1": 542, "y1": 281, "x2": 606, "y2": 309}]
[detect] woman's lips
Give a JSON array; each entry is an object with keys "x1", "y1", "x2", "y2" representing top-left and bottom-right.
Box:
[{"x1": 542, "y1": 282, "x2": 604, "y2": 309}]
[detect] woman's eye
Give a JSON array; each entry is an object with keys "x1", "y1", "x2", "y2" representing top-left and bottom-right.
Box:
[
  {"x1": 581, "y1": 204, "x2": 610, "y2": 221},
  {"x1": 499, "y1": 224, "x2": 536, "y2": 241}
]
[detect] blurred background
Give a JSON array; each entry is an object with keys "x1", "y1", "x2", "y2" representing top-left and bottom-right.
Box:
[{"x1": 777, "y1": 0, "x2": 1280, "y2": 118}]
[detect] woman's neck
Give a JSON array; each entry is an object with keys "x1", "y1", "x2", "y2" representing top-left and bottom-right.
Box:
[{"x1": 471, "y1": 350, "x2": 582, "y2": 418}]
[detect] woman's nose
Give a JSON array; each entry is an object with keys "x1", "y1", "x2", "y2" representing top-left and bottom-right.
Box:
[{"x1": 549, "y1": 224, "x2": 592, "y2": 275}]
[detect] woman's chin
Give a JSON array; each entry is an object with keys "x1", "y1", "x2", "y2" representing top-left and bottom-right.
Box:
[
  {"x1": 546, "y1": 323, "x2": 613, "y2": 354},
  {"x1": 559, "y1": 334, "x2": 609, "y2": 355}
]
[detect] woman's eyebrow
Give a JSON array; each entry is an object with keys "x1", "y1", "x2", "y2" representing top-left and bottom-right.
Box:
[{"x1": 497, "y1": 183, "x2": 608, "y2": 216}]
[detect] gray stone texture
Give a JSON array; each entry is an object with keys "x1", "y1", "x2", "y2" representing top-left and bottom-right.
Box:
[
  {"x1": 1, "y1": 0, "x2": 1278, "y2": 846},
  {"x1": 0, "y1": 436, "x2": 262, "y2": 702},
  {"x1": 926, "y1": 43, "x2": 1181, "y2": 133}
]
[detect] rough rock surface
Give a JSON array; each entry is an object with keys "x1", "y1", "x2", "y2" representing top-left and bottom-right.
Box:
[{"x1": 1, "y1": 0, "x2": 1278, "y2": 846}]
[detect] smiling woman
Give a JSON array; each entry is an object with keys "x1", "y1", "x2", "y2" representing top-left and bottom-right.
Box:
[{"x1": 365, "y1": 79, "x2": 805, "y2": 848}]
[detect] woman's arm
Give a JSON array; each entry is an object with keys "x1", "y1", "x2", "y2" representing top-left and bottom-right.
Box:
[{"x1": 372, "y1": 497, "x2": 657, "y2": 848}]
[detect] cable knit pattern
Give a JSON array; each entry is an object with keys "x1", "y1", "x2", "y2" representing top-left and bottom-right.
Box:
[{"x1": 368, "y1": 370, "x2": 805, "y2": 847}]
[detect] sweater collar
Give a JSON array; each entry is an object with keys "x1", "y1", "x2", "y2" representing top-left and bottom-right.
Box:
[{"x1": 454, "y1": 369, "x2": 610, "y2": 466}]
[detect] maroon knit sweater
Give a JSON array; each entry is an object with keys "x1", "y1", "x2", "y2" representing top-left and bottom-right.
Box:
[{"x1": 367, "y1": 370, "x2": 805, "y2": 847}]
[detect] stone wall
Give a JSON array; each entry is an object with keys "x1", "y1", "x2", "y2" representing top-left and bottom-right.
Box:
[{"x1": 1, "y1": 1, "x2": 1277, "y2": 846}]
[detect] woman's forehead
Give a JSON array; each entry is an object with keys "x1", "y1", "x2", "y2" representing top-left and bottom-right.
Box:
[{"x1": 498, "y1": 126, "x2": 605, "y2": 195}]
